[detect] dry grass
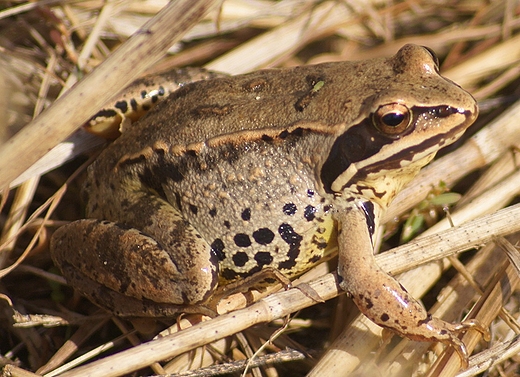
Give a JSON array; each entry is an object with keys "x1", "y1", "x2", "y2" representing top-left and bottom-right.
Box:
[{"x1": 1, "y1": 0, "x2": 520, "y2": 376}]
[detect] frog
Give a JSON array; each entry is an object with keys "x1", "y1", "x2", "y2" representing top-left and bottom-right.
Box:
[{"x1": 50, "y1": 44, "x2": 488, "y2": 368}]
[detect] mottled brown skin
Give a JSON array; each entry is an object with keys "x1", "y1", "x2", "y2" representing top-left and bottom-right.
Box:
[
  {"x1": 51, "y1": 45, "x2": 487, "y2": 368},
  {"x1": 84, "y1": 67, "x2": 226, "y2": 139}
]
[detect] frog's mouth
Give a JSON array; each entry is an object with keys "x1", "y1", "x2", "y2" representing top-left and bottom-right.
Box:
[{"x1": 320, "y1": 105, "x2": 476, "y2": 194}]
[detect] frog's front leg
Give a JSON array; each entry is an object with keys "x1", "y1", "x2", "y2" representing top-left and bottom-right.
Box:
[
  {"x1": 50, "y1": 192, "x2": 219, "y2": 317},
  {"x1": 335, "y1": 206, "x2": 488, "y2": 368}
]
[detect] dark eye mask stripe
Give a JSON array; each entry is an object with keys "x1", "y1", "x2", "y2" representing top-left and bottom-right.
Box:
[
  {"x1": 320, "y1": 106, "x2": 471, "y2": 193},
  {"x1": 338, "y1": 120, "x2": 470, "y2": 191}
]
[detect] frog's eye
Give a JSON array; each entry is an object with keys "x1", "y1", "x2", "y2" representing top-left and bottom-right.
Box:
[{"x1": 373, "y1": 103, "x2": 412, "y2": 136}]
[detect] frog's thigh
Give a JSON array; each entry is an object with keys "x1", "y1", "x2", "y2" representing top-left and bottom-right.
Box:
[{"x1": 51, "y1": 202, "x2": 218, "y2": 306}]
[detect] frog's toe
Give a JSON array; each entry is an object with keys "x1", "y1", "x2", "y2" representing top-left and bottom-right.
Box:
[
  {"x1": 453, "y1": 319, "x2": 491, "y2": 341},
  {"x1": 415, "y1": 316, "x2": 489, "y2": 369},
  {"x1": 444, "y1": 336, "x2": 469, "y2": 369}
]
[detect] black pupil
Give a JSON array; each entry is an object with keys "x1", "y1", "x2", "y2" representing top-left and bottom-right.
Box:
[{"x1": 382, "y1": 112, "x2": 405, "y2": 127}]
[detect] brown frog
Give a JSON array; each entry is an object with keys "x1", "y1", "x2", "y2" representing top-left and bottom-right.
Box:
[{"x1": 51, "y1": 44, "x2": 487, "y2": 368}]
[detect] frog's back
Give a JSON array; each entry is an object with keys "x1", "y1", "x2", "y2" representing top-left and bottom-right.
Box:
[{"x1": 96, "y1": 57, "x2": 398, "y2": 166}]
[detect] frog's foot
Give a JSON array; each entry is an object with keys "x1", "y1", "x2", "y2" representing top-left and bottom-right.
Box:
[
  {"x1": 439, "y1": 318, "x2": 490, "y2": 368},
  {"x1": 394, "y1": 316, "x2": 490, "y2": 369}
]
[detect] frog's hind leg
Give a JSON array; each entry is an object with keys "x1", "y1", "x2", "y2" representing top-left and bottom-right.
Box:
[{"x1": 51, "y1": 192, "x2": 219, "y2": 317}]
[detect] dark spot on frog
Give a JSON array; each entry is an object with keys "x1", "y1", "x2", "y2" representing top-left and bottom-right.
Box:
[
  {"x1": 209, "y1": 208, "x2": 217, "y2": 217},
  {"x1": 356, "y1": 183, "x2": 385, "y2": 199},
  {"x1": 309, "y1": 254, "x2": 322, "y2": 264},
  {"x1": 118, "y1": 154, "x2": 146, "y2": 170},
  {"x1": 241, "y1": 208, "x2": 251, "y2": 221},
  {"x1": 362, "y1": 295, "x2": 373, "y2": 309},
  {"x1": 115, "y1": 100, "x2": 128, "y2": 114},
  {"x1": 234, "y1": 233, "x2": 251, "y2": 247},
  {"x1": 130, "y1": 98, "x2": 138, "y2": 111},
  {"x1": 139, "y1": 162, "x2": 182, "y2": 199},
  {"x1": 213, "y1": 143, "x2": 242, "y2": 166},
  {"x1": 291, "y1": 127, "x2": 305, "y2": 137},
  {"x1": 263, "y1": 127, "x2": 305, "y2": 142},
  {"x1": 140, "y1": 90, "x2": 147, "y2": 99},
  {"x1": 360, "y1": 201, "x2": 376, "y2": 237},
  {"x1": 254, "y1": 252, "x2": 273, "y2": 266},
  {"x1": 252, "y1": 228, "x2": 275, "y2": 245},
  {"x1": 221, "y1": 268, "x2": 239, "y2": 281},
  {"x1": 418, "y1": 313, "x2": 433, "y2": 325},
  {"x1": 304, "y1": 205, "x2": 316, "y2": 221},
  {"x1": 242, "y1": 78, "x2": 267, "y2": 92},
  {"x1": 278, "y1": 223, "x2": 302, "y2": 244},
  {"x1": 189, "y1": 204, "x2": 198, "y2": 215},
  {"x1": 232, "y1": 251, "x2": 249, "y2": 267},
  {"x1": 282, "y1": 203, "x2": 297, "y2": 215},
  {"x1": 278, "y1": 130, "x2": 289, "y2": 139},
  {"x1": 224, "y1": 220, "x2": 231, "y2": 229},
  {"x1": 311, "y1": 237, "x2": 327, "y2": 250},
  {"x1": 210, "y1": 239, "x2": 225, "y2": 260},
  {"x1": 380, "y1": 313, "x2": 390, "y2": 322},
  {"x1": 307, "y1": 189, "x2": 314, "y2": 197},
  {"x1": 277, "y1": 223, "x2": 303, "y2": 270},
  {"x1": 139, "y1": 167, "x2": 166, "y2": 200},
  {"x1": 91, "y1": 108, "x2": 117, "y2": 120}
]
